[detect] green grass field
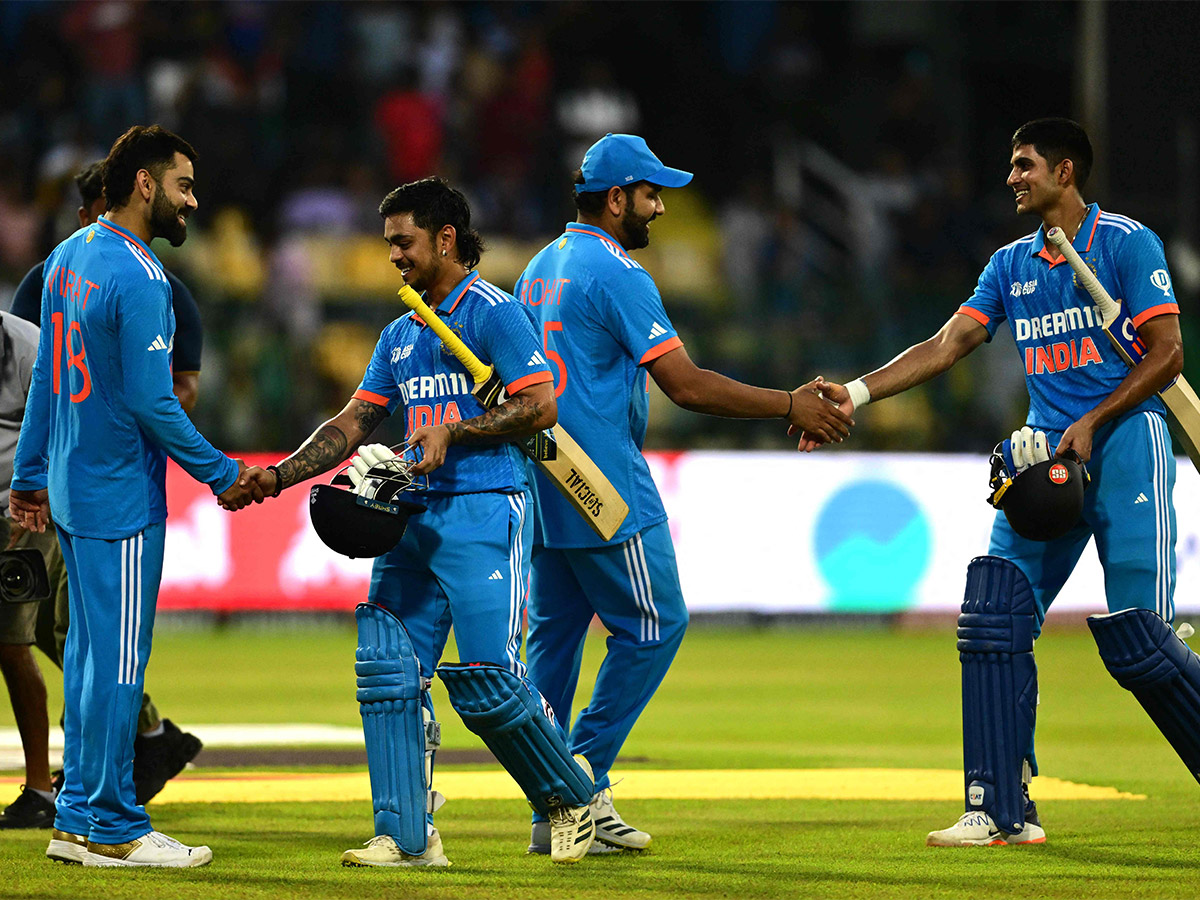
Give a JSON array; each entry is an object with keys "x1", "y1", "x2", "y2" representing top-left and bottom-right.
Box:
[{"x1": 4, "y1": 621, "x2": 1200, "y2": 899}]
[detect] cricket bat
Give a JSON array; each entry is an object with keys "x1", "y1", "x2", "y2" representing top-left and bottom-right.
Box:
[
  {"x1": 398, "y1": 285, "x2": 629, "y2": 540},
  {"x1": 1046, "y1": 226, "x2": 1200, "y2": 472}
]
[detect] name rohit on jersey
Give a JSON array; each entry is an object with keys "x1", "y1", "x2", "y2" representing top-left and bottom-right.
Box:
[{"x1": 1014, "y1": 306, "x2": 1104, "y2": 375}]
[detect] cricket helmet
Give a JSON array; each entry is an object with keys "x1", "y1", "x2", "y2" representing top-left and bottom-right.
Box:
[
  {"x1": 988, "y1": 445, "x2": 1089, "y2": 542},
  {"x1": 309, "y1": 448, "x2": 426, "y2": 558}
]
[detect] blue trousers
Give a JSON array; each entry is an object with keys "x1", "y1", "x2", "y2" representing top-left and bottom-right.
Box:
[
  {"x1": 368, "y1": 490, "x2": 532, "y2": 681},
  {"x1": 527, "y1": 522, "x2": 688, "y2": 794},
  {"x1": 55, "y1": 523, "x2": 164, "y2": 843}
]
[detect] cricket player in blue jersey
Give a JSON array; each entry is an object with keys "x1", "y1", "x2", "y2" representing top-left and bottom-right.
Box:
[
  {"x1": 10, "y1": 125, "x2": 262, "y2": 868},
  {"x1": 815, "y1": 118, "x2": 1189, "y2": 846},
  {"x1": 515, "y1": 133, "x2": 854, "y2": 853},
  {"x1": 0, "y1": 161, "x2": 205, "y2": 833},
  {"x1": 255, "y1": 177, "x2": 600, "y2": 866}
]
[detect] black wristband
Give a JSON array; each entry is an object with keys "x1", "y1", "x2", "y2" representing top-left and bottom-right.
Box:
[
  {"x1": 784, "y1": 390, "x2": 793, "y2": 419},
  {"x1": 266, "y1": 465, "x2": 284, "y2": 498}
]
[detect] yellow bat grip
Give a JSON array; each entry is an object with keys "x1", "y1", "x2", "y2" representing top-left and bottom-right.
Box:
[{"x1": 397, "y1": 285, "x2": 492, "y2": 383}]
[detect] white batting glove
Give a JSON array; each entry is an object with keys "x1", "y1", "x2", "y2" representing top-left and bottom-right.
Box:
[
  {"x1": 347, "y1": 444, "x2": 397, "y2": 493},
  {"x1": 1010, "y1": 426, "x2": 1049, "y2": 473}
]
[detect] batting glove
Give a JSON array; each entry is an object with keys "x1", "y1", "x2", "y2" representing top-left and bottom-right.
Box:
[
  {"x1": 1010, "y1": 426, "x2": 1049, "y2": 473},
  {"x1": 347, "y1": 444, "x2": 398, "y2": 494}
]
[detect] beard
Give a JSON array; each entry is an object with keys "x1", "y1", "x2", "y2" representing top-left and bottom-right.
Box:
[
  {"x1": 151, "y1": 186, "x2": 188, "y2": 247},
  {"x1": 619, "y1": 206, "x2": 654, "y2": 250}
]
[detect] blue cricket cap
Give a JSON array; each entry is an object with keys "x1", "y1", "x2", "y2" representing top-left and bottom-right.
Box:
[{"x1": 575, "y1": 133, "x2": 693, "y2": 194}]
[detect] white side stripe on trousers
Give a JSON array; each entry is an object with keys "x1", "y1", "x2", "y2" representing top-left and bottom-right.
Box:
[
  {"x1": 505, "y1": 493, "x2": 527, "y2": 674},
  {"x1": 119, "y1": 532, "x2": 144, "y2": 685},
  {"x1": 622, "y1": 533, "x2": 659, "y2": 642},
  {"x1": 1146, "y1": 413, "x2": 1171, "y2": 622}
]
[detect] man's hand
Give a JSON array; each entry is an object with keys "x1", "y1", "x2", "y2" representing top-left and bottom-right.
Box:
[
  {"x1": 1056, "y1": 416, "x2": 1098, "y2": 463},
  {"x1": 4, "y1": 519, "x2": 26, "y2": 550},
  {"x1": 788, "y1": 378, "x2": 855, "y2": 452},
  {"x1": 406, "y1": 425, "x2": 450, "y2": 475},
  {"x1": 246, "y1": 466, "x2": 280, "y2": 499},
  {"x1": 218, "y1": 460, "x2": 267, "y2": 511},
  {"x1": 9, "y1": 489, "x2": 49, "y2": 533}
]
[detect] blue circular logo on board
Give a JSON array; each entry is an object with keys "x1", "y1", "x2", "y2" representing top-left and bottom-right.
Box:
[{"x1": 814, "y1": 480, "x2": 931, "y2": 612}]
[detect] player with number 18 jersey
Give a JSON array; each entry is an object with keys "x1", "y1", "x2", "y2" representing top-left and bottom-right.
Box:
[{"x1": 13, "y1": 207, "x2": 237, "y2": 851}]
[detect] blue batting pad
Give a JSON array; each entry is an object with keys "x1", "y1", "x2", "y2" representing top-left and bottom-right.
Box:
[
  {"x1": 1090, "y1": 607, "x2": 1200, "y2": 783},
  {"x1": 437, "y1": 663, "x2": 594, "y2": 815},
  {"x1": 356, "y1": 602, "x2": 428, "y2": 856},
  {"x1": 957, "y1": 556, "x2": 1038, "y2": 834}
]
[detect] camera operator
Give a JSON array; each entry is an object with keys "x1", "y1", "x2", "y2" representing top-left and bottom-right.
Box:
[{"x1": 0, "y1": 309, "x2": 67, "y2": 829}]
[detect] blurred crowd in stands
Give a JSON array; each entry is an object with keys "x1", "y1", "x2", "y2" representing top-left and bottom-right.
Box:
[{"x1": 1, "y1": 1, "x2": 1195, "y2": 457}]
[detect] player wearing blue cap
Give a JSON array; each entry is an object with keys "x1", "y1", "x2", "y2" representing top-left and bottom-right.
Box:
[
  {"x1": 10, "y1": 125, "x2": 263, "y2": 868},
  {"x1": 516, "y1": 133, "x2": 853, "y2": 853},
  {"x1": 814, "y1": 118, "x2": 1188, "y2": 846}
]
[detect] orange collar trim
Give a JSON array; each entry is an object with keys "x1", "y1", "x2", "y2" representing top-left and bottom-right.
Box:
[
  {"x1": 407, "y1": 272, "x2": 480, "y2": 326},
  {"x1": 97, "y1": 219, "x2": 153, "y2": 260},
  {"x1": 565, "y1": 225, "x2": 628, "y2": 257}
]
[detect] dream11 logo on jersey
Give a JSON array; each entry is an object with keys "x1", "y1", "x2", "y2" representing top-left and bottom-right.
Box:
[{"x1": 1013, "y1": 305, "x2": 1106, "y2": 375}]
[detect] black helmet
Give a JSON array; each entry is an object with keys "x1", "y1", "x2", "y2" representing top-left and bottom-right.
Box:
[
  {"x1": 309, "y1": 449, "x2": 426, "y2": 558},
  {"x1": 988, "y1": 448, "x2": 1089, "y2": 542}
]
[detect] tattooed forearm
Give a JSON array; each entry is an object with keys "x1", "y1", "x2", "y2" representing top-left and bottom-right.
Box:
[
  {"x1": 273, "y1": 400, "x2": 389, "y2": 491},
  {"x1": 276, "y1": 424, "x2": 350, "y2": 488},
  {"x1": 445, "y1": 396, "x2": 549, "y2": 446},
  {"x1": 353, "y1": 400, "x2": 389, "y2": 437}
]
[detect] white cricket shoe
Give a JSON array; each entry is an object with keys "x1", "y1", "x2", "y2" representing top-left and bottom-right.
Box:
[
  {"x1": 528, "y1": 821, "x2": 622, "y2": 856},
  {"x1": 926, "y1": 810, "x2": 1046, "y2": 847},
  {"x1": 590, "y1": 786, "x2": 651, "y2": 850},
  {"x1": 341, "y1": 829, "x2": 450, "y2": 867},
  {"x1": 83, "y1": 830, "x2": 213, "y2": 867},
  {"x1": 548, "y1": 756, "x2": 595, "y2": 864},
  {"x1": 46, "y1": 829, "x2": 88, "y2": 865}
]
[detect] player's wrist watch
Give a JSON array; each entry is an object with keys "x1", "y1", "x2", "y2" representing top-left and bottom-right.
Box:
[{"x1": 266, "y1": 465, "x2": 284, "y2": 498}]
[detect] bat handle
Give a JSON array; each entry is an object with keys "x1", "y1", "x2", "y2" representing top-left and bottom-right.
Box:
[{"x1": 1045, "y1": 226, "x2": 1120, "y2": 322}]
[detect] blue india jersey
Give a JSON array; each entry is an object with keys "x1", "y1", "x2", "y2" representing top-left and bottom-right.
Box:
[
  {"x1": 354, "y1": 272, "x2": 551, "y2": 495},
  {"x1": 515, "y1": 223, "x2": 683, "y2": 548},
  {"x1": 11, "y1": 217, "x2": 237, "y2": 539},
  {"x1": 959, "y1": 203, "x2": 1178, "y2": 434}
]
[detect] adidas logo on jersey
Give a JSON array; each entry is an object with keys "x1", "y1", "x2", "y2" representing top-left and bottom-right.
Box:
[
  {"x1": 488, "y1": 570, "x2": 504, "y2": 581},
  {"x1": 1135, "y1": 493, "x2": 1149, "y2": 504},
  {"x1": 528, "y1": 351, "x2": 546, "y2": 367},
  {"x1": 647, "y1": 322, "x2": 667, "y2": 339},
  {"x1": 147, "y1": 335, "x2": 170, "y2": 352}
]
